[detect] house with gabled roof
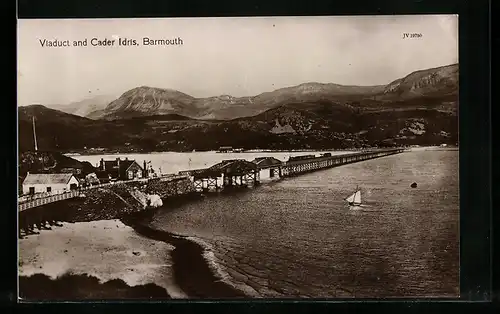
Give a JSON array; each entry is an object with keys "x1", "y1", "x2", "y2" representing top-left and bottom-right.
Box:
[{"x1": 22, "y1": 173, "x2": 80, "y2": 195}]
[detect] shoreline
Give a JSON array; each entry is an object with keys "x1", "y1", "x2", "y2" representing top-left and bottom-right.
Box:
[
  {"x1": 18, "y1": 218, "x2": 183, "y2": 300},
  {"x1": 122, "y1": 209, "x2": 248, "y2": 299},
  {"x1": 18, "y1": 193, "x2": 248, "y2": 300}
]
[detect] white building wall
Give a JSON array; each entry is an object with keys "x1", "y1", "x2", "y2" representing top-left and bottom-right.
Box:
[{"x1": 23, "y1": 183, "x2": 68, "y2": 194}]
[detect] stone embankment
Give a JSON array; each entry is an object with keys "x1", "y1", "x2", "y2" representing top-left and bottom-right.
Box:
[{"x1": 19, "y1": 182, "x2": 165, "y2": 230}]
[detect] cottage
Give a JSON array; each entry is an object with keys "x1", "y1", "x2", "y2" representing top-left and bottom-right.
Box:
[
  {"x1": 98, "y1": 157, "x2": 144, "y2": 180},
  {"x1": 22, "y1": 173, "x2": 80, "y2": 195}
]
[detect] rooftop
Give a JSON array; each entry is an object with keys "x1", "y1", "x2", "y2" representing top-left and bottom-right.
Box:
[{"x1": 23, "y1": 173, "x2": 76, "y2": 185}]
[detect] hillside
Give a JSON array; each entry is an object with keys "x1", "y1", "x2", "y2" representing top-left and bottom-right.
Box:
[
  {"x1": 18, "y1": 99, "x2": 458, "y2": 153},
  {"x1": 81, "y1": 64, "x2": 457, "y2": 121},
  {"x1": 18, "y1": 64, "x2": 458, "y2": 152},
  {"x1": 18, "y1": 151, "x2": 96, "y2": 178},
  {"x1": 167, "y1": 100, "x2": 457, "y2": 151},
  {"x1": 18, "y1": 105, "x2": 151, "y2": 152},
  {"x1": 381, "y1": 64, "x2": 458, "y2": 100}
]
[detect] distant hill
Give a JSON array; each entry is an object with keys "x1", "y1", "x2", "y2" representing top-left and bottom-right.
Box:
[
  {"x1": 85, "y1": 64, "x2": 457, "y2": 121},
  {"x1": 381, "y1": 64, "x2": 458, "y2": 100},
  {"x1": 172, "y1": 100, "x2": 457, "y2": 151},
  {"x1": 44, "y1": 95, "x2": 115, "y2": 118},
  {"x1": 84, "y1": 82, "x2": 389, "y2": 120},
  {"x1": 89, "y1": 83, "x2": 386, "y2": 121},
  {"x1": 35, "y1": 64, "x2": 457, "y2": 122},
  {"x1": 18, "y1": 98, "x2": 457, "y2": 153}
]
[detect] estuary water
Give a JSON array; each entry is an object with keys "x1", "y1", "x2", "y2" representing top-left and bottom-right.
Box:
[{"x1": 73, "y1": 148, "x2": 459, "y2": 298}]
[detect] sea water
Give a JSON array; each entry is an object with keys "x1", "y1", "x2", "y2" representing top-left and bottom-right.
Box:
[{"x1": 75, "y1": 148, "x2": 459, "y2": 298}]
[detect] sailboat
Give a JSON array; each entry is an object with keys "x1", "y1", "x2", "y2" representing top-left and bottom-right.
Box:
[{"x1": 345, "y1": 186, "x2": 362, "y2": 207}]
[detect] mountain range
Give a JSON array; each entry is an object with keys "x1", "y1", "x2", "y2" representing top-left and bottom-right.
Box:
[{"x1": 19, "y1": 63, "x2": 458, "y2": 152}]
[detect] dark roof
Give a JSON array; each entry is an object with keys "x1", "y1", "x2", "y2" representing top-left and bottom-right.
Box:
[
  {"x1": 102, "y1": 159, "x2": 142, "y2": 171},
  {"x1": 95, "y1": 170, "x2": 117, "y2": 179},
  {"x1": 23, "y1": 173, "x2": 76, "y2": 185},
  {"x1": 194, "y1": 159, "x2": 257, "y2": 178},
  {"x1": 251, "y1": 157, "x2": 283, "y2": 168}
]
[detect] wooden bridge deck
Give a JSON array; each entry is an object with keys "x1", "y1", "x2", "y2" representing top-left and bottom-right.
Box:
[{"x1": 281, "y1": 148, "x2": 405, "y2": 177}]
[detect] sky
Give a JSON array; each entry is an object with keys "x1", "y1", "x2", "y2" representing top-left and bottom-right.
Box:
[{"x1": 17, "y1": 15, "x2": 458, "y2": 106}]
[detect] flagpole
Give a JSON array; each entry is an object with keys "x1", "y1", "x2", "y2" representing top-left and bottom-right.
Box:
[{"x1": 32, "y1": 116, "x2": 38, "y2": 151}]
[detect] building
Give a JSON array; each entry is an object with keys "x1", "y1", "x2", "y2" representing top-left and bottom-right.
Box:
[
  {"x1": 98, "y1": 157, "x2": 144, "y2": 180},
  {"x1": 252, "y1": 157, "x2": 283, "y2": 181},
  {"x1": 22, "y1": 173, "x2": 80, "y2": 195},
  {"x1": 141, "y1": 160, "x2": 156, "y2": 178},
  {"x1": 218, "y1": 146, "x2": 233, "y2": 153}
]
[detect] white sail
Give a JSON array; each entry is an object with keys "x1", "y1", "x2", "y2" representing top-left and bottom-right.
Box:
[
  {"x1": 345, "y1": 189, "x2": 362, "y2": 205},
  {"x1": 353, "y1": 190, "x2": 361, "y2": 204},
  {"x1": 345, "y1": 192, "x2": 356, "y2": 203}
]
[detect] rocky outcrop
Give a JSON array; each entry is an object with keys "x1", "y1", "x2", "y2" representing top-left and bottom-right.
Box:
[{"x1": 129, "y1": 188, "x2": 163, "y2": 209}]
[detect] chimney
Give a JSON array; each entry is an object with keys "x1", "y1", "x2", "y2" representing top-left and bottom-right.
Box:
[
  {"x1": 100, "y1": 158, "x2": 104, "y2": 170},
  {"x1": 143, "y1": 160, "x2": 147, "y2": 177}
]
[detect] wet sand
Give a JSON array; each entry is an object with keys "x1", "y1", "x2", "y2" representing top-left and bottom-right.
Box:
[
  {"x1": 18, "y1": 219, "x2": 185, "y2": 300},
  {"x1": 122, "y1": 211, "x2": 247, "y2": 299},
  {"x1": 19, "y1": 205, "x2": 247, "y2": 299}
]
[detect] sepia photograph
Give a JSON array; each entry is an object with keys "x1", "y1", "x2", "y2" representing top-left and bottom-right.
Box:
[{"x1": 17, "y1": 15, "x2": 459, "y2": 300}]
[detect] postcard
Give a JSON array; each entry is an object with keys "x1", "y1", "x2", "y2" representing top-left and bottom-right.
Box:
[{"x1": 17, "y1": 15, "x2": 459, "y2": 300}]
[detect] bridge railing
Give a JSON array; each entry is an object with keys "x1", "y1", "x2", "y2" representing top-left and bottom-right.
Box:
[
  {"x1": 18, "y1": 172, "x2": 190, "y2": 206},
  {"x1": 18, "y1": 190, "x2": 82, "y2": 212}
]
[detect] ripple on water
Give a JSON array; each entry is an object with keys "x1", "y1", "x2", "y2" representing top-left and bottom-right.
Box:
[{"x1": 149, "y1": 150, "x2": 459, "y2": 298}]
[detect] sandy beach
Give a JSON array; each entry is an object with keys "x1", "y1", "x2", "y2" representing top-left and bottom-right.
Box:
[
  {"x1": 122, "y1": 214, "x2": 248, "y2": 299},
  {"x1": 18, "y1": 219, "x2": 186, "y2": 299}
]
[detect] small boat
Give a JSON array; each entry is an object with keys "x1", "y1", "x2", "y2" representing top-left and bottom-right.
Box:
[{"x1": 345, "y1": 186, "x2": 362, "y2": 206}]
